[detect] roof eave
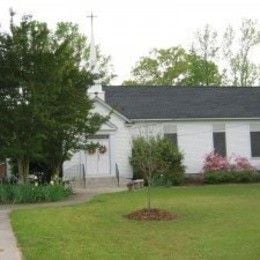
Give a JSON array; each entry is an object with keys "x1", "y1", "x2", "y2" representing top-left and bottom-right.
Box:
[
  {"x1": 131, "y1": 117, "x2": 260, "y2": 122},
  {"x1": 93, "y1": 96, "x2": 131, "y2": 123}
]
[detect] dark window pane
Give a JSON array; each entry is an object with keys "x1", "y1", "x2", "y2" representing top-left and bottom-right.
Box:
[
  {"x1": 251, "y1": 132, "x2": 260, "y2": 157},
  {"x1": 164, "y1": 133, "x2": 177, "y2": 146},
  {"x1": 213, "y1": 132, "x2": 226, "y2": 156}
]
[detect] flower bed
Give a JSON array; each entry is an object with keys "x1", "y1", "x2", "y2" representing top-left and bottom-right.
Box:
[{"x1": 202, "y1": 152, "x2": 260, "y2": 184}]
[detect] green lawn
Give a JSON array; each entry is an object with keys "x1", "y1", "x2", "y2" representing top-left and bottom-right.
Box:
[{"x1": 11, "y1": 184, "x2": 260, "y2": 260}]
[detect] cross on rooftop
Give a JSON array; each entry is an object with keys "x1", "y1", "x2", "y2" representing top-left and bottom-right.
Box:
[{"x1": 87, "y1": 12, "x2": 97, "y2": 28}]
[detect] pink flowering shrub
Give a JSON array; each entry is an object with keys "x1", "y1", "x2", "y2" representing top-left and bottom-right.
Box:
[
  {"x1": 202, "y1": 152, "x2": 259, "y2": 184},
  {"x1": 202, "y1": 152, "x2": 230, "y2": 172},
  {"x1": 202, "y1": 152, "x2": 255, "y2": 173},
  {"x1": 233, "y1": 156, "x2": 256, "y2": 171}
]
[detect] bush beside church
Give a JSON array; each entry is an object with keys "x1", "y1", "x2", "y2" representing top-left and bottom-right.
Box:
[
  {"x1": 130, "y1": 136, "x2": 185, "y2": 186},
  {"x1": 202, "y1": 152, "x2": 260, "y2": 184}
]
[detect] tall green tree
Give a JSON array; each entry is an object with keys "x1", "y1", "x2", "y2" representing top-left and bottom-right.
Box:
[
  {"x1": 123, "y1": 47, "x2": 221, "y2": 86},
  {"x1": 41, "y1": 21, "x2": 109, "y2": 176},
  {"x1": 0, "y1": 13, "x2": 52, "y2": 181},
  {"x1": 0, "y1": 13, "x2": 108, "y2": 181}
]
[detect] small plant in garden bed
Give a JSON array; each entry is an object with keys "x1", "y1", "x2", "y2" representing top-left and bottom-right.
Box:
[
  {"x1": 130, "y1": 136, "x2": 185, "y2": 208},
  {"x1": 0, "y1": 183, "x2": 72, "y2": 204}
]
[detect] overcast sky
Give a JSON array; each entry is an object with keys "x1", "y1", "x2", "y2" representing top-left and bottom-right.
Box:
[{"x1": 1, "y1": 0, "x2": 260, "y2": 84}]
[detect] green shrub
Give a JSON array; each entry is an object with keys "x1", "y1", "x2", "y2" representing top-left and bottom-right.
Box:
[
  {"x1": 151, "y1": 174, "x2": 172, "y2": 187},
  {"x1": 235, "y1": 171, "x2": 254, "y2": 183},
  {"x1": 204, "y1": 170, "x2": 260, "y2": 184},
  {"x1": 0, "y1": 183, "x2": 72, "y2": 204},
  {"x1": 130, "y1": 136, "x2": 185, "y2": 186},
  {"x1": 252, "y1": 171, "x2": 260, "y2": 182}
]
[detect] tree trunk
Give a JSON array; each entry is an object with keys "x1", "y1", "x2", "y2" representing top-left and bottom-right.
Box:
[
  {"x1": 17, "y1": 158, "x2": 30, "y2": 183},
  {"x1": 147, "y1": 178, "x2": 151, "y2": 209},
  {"x1": 59, "y1": 162, "x2": 63, "y2": 179},
  {"x1": 50, "y1": 159, "x2": 63, "y2": 181},
  {"x1": 53, "y1": 165, "x2": 60, "y2": 177}
]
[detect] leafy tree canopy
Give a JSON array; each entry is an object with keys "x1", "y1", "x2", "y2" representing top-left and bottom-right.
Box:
[
  {"x1": 0, "y1": 12, "x2": 109, "y2": 181},
  {"x1": 123, "y1": 47, "x2": 221, "y2": 86}
]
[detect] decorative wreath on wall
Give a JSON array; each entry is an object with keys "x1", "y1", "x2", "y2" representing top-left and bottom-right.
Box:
[
  {"x1": 88, "y1": 147, "x2": 96, "y2": 154},
  {"x1": 86, "y1": 142, "x2": 107, "y2": 154},
  {"x1": 87, "y1": 142, "x2": 97, "y2": 154},
  {"x1": 99, "y1": 145, "x2": 107, "y2": 154}
]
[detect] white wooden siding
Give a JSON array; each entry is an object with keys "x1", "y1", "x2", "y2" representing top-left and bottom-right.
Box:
[
  {"x1": 177, "y1": 123, "x2": 213, "y2": 173},
  {"x1": 226, "y1": 122, "x2": 251, "y2": 158},
  {"x1": 133, "y1": 120, "x2": 260, "y2": 174},
  {"x1": 64, "y1": 97, "x2": 260, "y2": 178},
  {"x1": 63, "y1": 100, "x2": 133, "y2": 179},
  {"x1": 94, "y1": 101, "x2": 133, "y2": 178}
]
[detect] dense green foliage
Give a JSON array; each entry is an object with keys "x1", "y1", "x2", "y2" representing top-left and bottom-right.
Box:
[
  {"x1": 124, "y1": 19, "x2": 260, "y2": 86},
  {"x1": 0, "y1": 183, "x2": 72, "y2": 203},
  {"x1": 130, "y1": 136, "x2": 185, "y2": 185},
  {"x1": 0, "y1": 13, "x2": 109, "y2": 181},
  {"x1": 124, "y1": 47, "x2": 221, "y2": 86},
  {"x1": 204, "y1": 170, "x2": 260, "y2": 184},
  {"x1": 11, "y1": 184, "x2": 260, "y2": 259}
]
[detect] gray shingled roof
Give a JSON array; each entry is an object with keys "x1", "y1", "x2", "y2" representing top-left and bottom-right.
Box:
[{"x1": 103, "y1": 86, "x2": 260, "y2": 120}]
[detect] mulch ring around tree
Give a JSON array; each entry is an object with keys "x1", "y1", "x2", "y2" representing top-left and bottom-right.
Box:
[{"x1": 125, "y1": 208, "x2": 178, "y2": 221}]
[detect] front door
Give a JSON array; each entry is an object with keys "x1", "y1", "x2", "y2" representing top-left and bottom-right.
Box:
[{"x1": 86, "y1": 136, "x2": 110, "y2": 176}]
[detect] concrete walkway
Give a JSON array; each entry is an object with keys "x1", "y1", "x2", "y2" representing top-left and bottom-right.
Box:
[
  {"x1": 0, "y1": 187, "x2": 126, "y2": 260},
  {"x1": 0, "y1": 210, "x2": 22, "y2": 260}
]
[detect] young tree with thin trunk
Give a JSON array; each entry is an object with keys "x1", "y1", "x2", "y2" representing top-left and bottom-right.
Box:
[
  {"x1": 130, "y1": 134, "x2": 184, "y2": 209},
  {"x1": 130, "y1": 136, "x2": 159, "y2": 209}
]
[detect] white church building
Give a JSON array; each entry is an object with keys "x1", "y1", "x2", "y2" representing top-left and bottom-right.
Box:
[
  {"x1": 63, "y1": 16, "x2": 260, "y2": 186},
  {"x1": 63, "y1": 84, "x2": 260, "y2": 183}
]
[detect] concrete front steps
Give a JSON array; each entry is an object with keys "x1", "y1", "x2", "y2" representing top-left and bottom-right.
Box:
[{"x1": 70, "y1": 176, "x2": 130, "y2": 190}]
